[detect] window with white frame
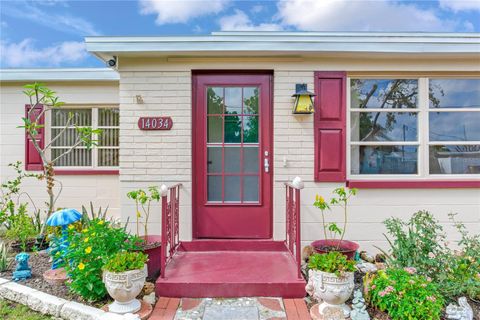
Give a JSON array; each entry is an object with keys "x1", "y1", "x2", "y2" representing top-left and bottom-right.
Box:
[
  {"x1": 348, "y1": 78, "x2": 480, "y2": 178},
  {"x1": 50, "y1": 107, "x2": 119, "y2": 168}
]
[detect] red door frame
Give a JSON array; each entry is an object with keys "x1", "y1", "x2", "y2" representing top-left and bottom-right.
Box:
[{"x1": 192, "y1": 71, "x2": 274, "y2": 239}]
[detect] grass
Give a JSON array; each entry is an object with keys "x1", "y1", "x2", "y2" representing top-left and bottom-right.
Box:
[{"x1": 0, "y1": 299, "x2": 53, "y2": 320}]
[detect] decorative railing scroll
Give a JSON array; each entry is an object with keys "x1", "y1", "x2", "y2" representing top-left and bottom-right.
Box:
[
  {"x1": 285, "y1": 177, "x2": 304, "y2": 279},
  {"x1": 160, "y1": 183, "x2": 182, "y2": 278}
]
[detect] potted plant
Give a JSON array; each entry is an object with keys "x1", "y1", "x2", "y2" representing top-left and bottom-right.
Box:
[
  {"x1": 306, "y1": 251, "x2": 356, "y2": 317},
  {"x1": 311, "y1": 187, "x2": 359, "y2": 259},
  {"x1": 127, "y1": 186, "x2": 161, "y2": 278},
  {"x1": 103, "y1": 251, "x2": 148, "y2": 314}
]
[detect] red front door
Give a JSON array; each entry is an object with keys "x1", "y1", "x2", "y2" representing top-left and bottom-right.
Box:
[{"x1": 193, "y1": 73, "x2": 273, "y2": 239}]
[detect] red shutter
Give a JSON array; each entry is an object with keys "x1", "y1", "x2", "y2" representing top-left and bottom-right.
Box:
[
  {"x1": 314, "y1": 72, "x2": 346, "y2": 182},
  {"x1": 25, "y1": 104, "x2": 45, "y2": 171}
]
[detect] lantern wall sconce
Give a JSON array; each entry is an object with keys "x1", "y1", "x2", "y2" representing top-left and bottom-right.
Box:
[{"x1": 292, "y1": 83, "x2": 316, "y2": 114}]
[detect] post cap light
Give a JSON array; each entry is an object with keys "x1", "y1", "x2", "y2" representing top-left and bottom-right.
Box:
[{"x1": 292, "y1": 83, "x2": 316, "y2": 114}]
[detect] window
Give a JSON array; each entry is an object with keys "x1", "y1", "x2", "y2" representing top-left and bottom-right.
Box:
[
  {"x1": 50, "y1": 107, "x2": 119, "y2": 168},
  {"x1": 348, "y1": 78, "x2": 480, "y2": 179},
  {"x1": 428, "y1": 79, "x2": 480, "y2": 174}
]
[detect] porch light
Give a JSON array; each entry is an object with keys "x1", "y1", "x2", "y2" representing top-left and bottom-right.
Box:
[{"x1": 292, "y1": 83, "x2": 315, "y2": 114}]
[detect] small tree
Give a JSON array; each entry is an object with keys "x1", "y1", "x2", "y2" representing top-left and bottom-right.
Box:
[{"x1": 20, "y1": 83, "x2": 101, "y2": 219}]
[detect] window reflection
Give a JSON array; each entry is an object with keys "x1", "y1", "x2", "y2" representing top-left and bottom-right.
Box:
[
  {"x1": 351, "y1": 79, "x2": 418, "y2": 109},
  {"x1": 429, "y1": 112, "x2": 480, "y2": 141},
  {"x1": 430, "y1": 145, "x2": 480, "y2": 174},
  {"x1": 351, "y1": 112, "x2": 417, "y2": 142},
  {"x1": 351, "y1": 146, "x2": 418, "y2": 174},
  {"x1": 429, "y1": 79, "x2": 480, "y2": 109}
]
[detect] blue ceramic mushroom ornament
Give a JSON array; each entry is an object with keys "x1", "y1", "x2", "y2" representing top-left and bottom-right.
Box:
[
  {"x1": 46, "y1": 208, "x2": 82, "y2": 269},
  {"x1": 46, "y1": 208, "x2": 82, "y2": 229}
]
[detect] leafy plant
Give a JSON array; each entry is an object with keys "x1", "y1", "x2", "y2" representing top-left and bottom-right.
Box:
[
  {"x1": 308, "y1": 251, "x2": 356, "y2": 277},
  {"x1": 127, "y1": 186, "x2": 160, "y2": 238},
  {"x1": 314, "y1": 187, "x2": 357, "y2": 247},
  {"x1": 64, "y1": 219, "x2": 141, "y2": 301},
  {"x1": 0, "y1": 241, "x2": 10, "y2": 272},
  {"x1": 20, "y1": 83, "x2": 102, "y2": 219},
  {"x1": 382, "y1": 210, "x2": 480, "y2": 300},
  {"x1": 365, "y1": 268, "x2": 444, "y2": 320},
  {"x1": 81, "y1": 202, "x2": 109, "y2": 227},
  {"x1": 103, "y1": 251, "x2": 148, "y2": 273},
  {"x1": 0, "y1": 161, "x2": 41, "y2": 227},
  {"x1": 4, "y1": 204, "x2": 37, "y2": 252}
]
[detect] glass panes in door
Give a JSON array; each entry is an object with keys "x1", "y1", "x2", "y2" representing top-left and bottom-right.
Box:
[{"x1": 206, "y1": 86, "x2": 260, "y2": 203}]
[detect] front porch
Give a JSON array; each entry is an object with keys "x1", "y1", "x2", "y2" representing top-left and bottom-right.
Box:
[
  {"x1": 156, "y1": 181, "x2": 305, "y2": 299},
  {"x1": 155, "y1": 240, "x2": 306, "y2": 298}
]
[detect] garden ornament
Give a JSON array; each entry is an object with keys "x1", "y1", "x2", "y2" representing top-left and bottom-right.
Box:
[
  {"x1": 12, "y1": 252, "x2": 31, "y2": 281},
  {"x1": 46, "y1": 208, "x2": 82, "y2": 269},
  {"x1": 306, "y1": 269, "x2": 354, "y2": 317},
  {"x1": 350, "y1": 290, "x2": 370, "y2": 320},
  {"x1": 445, "y1": 297, "x2": 473, "y2": 320}
]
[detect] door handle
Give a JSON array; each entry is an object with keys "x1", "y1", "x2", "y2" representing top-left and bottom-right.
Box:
[{"x1": 264, "y1": 157, "x2": 270, "y2": 173}]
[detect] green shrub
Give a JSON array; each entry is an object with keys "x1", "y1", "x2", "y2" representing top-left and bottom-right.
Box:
[
  {"x1": 308, "y1": 251, "x2": 356, "y2": 276},
  {"x1": 383, "y1": 210, "x2": 480, "y2": 300},
  {"x1": 64, "y1": 219, "x2": 141, "y2": 301},
  {"x1": 103, "y1": 251, "x2": 148, "y2": 273},
  {"x1": 365, "y1": 268, "x2": 444, "y2": 320},
  {"x1": 4, "y1": 204, "x2": 37, "y2": 251}
]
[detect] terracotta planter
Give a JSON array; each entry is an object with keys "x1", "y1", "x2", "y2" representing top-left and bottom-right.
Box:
[
  {"x1": 142, "y1": 235, "x2": 162, "y2": 279},
  {"x1": 306, "y1": 269, "x2": 354, "y2": 317},
  {"x1": 311, "y1": 239, "x2": 359, "y2": 260},
  {"x1": 103, "y1": 264, "x2": 147, "y2": 314}
]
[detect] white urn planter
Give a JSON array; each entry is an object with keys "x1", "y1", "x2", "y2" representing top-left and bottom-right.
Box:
[
  {"x1": 103, "y1": 264, "x2": 147, "y2": 314},
  {"x1": 306, "y1": 269, "x2": 355, "y2": 317}
]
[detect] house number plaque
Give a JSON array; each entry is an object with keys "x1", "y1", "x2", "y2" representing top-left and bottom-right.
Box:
[{"x1": 138, "y1": 117, "x2": 173, "y2": 130}]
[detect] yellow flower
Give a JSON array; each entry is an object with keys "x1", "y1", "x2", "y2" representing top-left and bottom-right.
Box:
[
  {"x1": 319, "y1": 196, "x2": 325, "y2": 204},
  {"x1": 82, "y1": 228, "x2": 89, "y2": 233},
  {"x1": 85, "y1": 247, "x2": 92, "y2": 254},
  {"x1": 78, "y1": 263, "x2": 85, "y2": 270},
  {"x1": 84, "y1": 237, "x2": 89, "y2": 243},
  {"x1": 98, "y1": 220, "x2": 104, "y2": 225},
  {"x1": 91, "y1": 233, "x2": 96, "y2": 237},
  {"x1": 68, "y1": 225, "x2": 75, "y2": 230},
  {"x1": 136, "y1": 211, "x2": 141, "y2": 218}
]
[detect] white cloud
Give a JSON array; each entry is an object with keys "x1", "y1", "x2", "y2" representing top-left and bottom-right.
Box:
[
  {"x1": 139, "y1": 0, "x2": 229, "y2": 24},
  {"x1": 2, "y1": 1, "x2": 99, "y2": 36},
  {"x1": 439, "y1": 0, "x2": 480, "y2": 12},
  {"x1": 276, "y1": 0, "x2": 462, "y2": 32},
  {"x1": 0, "y1": 39, "x2": 88, "y2": 67},
  {"x1": 219, "y1": 9, "x2": 283, "y2": 31},
  {"x1": 251, "y1": 5, "x2": 264, "y2": 14}
]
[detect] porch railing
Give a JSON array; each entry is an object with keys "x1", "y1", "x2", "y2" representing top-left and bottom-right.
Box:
[
  {"x1": 160, "y1": 183, "x2": 182, "y2": 278},
  {"x1": 285, "y1": 177, "x2": 304, "y2": 279}
]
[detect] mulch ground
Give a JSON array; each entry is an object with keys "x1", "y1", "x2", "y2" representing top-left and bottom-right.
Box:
[{"x1": 0, "y1": 250, "x2": 111, "y2": 308}]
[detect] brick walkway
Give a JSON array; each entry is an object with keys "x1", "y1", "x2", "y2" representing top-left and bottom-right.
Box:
[{"x1": 150, "y1": 297, "x2": 310, "y2": 320}]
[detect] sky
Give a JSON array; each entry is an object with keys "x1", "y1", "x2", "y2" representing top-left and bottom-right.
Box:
[{"x1": 1, "y1": 0, "x2": 479, "y2": 68}]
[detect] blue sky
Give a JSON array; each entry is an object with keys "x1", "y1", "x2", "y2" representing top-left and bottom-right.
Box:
[{"x1": 1, "y1": 0, "x2": 479, "y2": 68}]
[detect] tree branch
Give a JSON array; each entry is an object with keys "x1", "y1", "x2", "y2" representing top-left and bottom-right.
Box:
[
  {"x1": 44, "y1": 114, "x2": 74, "y2": 149},
  {"x1": 362, "y1": 80, "x2": 402, "y2": 141},
  {"x1": 51, "y1": 138, "x2": 85, "y2": 164}
]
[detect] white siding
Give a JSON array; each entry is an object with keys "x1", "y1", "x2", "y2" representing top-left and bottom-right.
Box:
[{"x1": 0, "y1": 82, "x2": 121, "y2": 218}]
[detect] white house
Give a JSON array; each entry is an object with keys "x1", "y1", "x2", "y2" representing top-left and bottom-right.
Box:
[{"x1": 1, "y1": 31, "x2": 479, "y2": 297}]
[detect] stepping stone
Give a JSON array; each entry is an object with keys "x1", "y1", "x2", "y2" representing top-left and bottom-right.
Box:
[
  {"x1": 257, "y1": 297, "x2": 283, "y2": 312},
  {"x1": 203, "y1": 305, "x2": 259, "y2": 320}
]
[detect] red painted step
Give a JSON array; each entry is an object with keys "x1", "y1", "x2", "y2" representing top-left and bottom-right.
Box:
[{"x1": 155, "y1": 240, "x2": 306, "y2": 298}]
